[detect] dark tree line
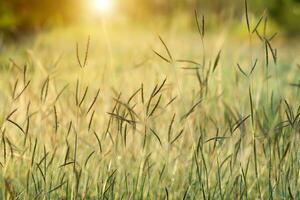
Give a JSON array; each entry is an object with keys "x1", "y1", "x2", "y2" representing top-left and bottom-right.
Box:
[
  {"x1": 0, "y1": 0, "x2": 83, "y2": 38},
  {"x1": 0, "y1": 0, "x2": 299, "y2": 38}
]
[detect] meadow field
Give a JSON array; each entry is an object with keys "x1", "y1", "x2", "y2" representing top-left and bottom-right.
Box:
[{"x1": 0, "y1": 2, "x2": 300, "y2": 199}]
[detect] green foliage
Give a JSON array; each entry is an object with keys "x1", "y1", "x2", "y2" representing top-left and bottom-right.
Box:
[
  {"x1": 245, "y1": 0, "x2": 300, "y2": 35},
  {"x1": 267, "y1": 0, "x2": 300, "y2": 35},
  {"x1": 0, "y1": 0, "x2": 83, "y2": 38}
]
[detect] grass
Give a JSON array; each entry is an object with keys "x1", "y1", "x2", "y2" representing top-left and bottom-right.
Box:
[{"x1": 0, "y1": 6, "x2": 300, "y2": 199}]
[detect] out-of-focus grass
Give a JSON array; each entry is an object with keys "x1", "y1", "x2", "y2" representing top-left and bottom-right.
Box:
[{"x1": 0, "y1": 16, "x2": 300, "y2": 199}]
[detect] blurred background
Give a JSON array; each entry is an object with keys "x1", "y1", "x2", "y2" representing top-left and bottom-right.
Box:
[{"x1": 0, "y1": 0, "x2": 300, "y2": 40}]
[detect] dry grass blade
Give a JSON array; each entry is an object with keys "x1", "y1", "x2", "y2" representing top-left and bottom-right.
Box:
[
  {"x1": 201, "y1": 15, "x2": 205, "y2": 38},
  {"x1": 265, "y1": 40, "x2": 269, "y2": 67},
  {"x1": 149, "y1": 128, "x2": 162, "y2": 146},
  {"x1": 63, "y1": 145, "x2": 70, "y2": 164},
  {"x1": 288, "y1": 186, "x2": 294, "y2": 199},
  {"x1": 88, "y1": 110, "x2": 95, "y2": 131},
  {"x1": 12, "y1": 79, "x2": 19, "y2": 99},
  {"x1": 23, "y1": 64, "x2": 27, "y2": 85},
  {"x1": 171, "y1": 128, "x2": 184, "y2": 145},
  {"x1": 47, "y1": 181, "x2": 66, "y2": 194},
  {"x1": 24, "y1": 117, "x2": 30, "y2": 144},
  {"x1": 213, "y1": 50, "x2": 222, "y2": 72},
  {"x1": 6, "y1": 119, "x2": 25, "y2": 135},
  {"x1": 141, "y1": 83, "x2": 144, "y2": 103},
  {"x1": 148, "y1": 94, "x2": 162, "y2": 117},
  {"x1": 152, "y1": 49, "x2": 171, "y2": 63},
  {"x1": 245, "y1": 0, "x2": 251, "y2": 33},
  {"x1": 76, "y1": 35, "x2": 90, "y2": 68},
  {"x1": 83, "y1": 35, "x2": 90, "y2": 68},
  {"x1": 127, "y1": 88, "x2": 141, "y2": 104},
  {"x1": 153, "y1": 78, "x2": 167, "y2": 97},
  {"x1": 165, "y1": 187, "x2": 169, "y2": 200},
  {"x1": 37, "y1": 151, "x2": 49, "y2": 167},
  {"x1": 6, "y1": 138, "x2": 14, "y2": 160},
  {"x1": 40, "y1": 76, "x2": 50, "y2": 102},
  {"x1": 36, "y1": 163, "x2": 46, "y2": 183},
  {"x1": 76, "y1": 42, "x2": 83, "y2": 68},
  {"x1": 157, "y1": 164, "x2": 166, "y2": 183},
  {"x1": 269, "y1": 32, "x2": 278, "y2": 41},
  {"x1": 205, "y1": 136, "x2": 229, "y2": 143},
  {"x1": 181, "y1": 99, "x2": 202, "y2": 121},
  {"x1": 14, "y1": 81, "x2": 31, "y2": 101},
  {"x1": 73, "y1": 132, "x2": 78, "y2": 168},
  {"x1": 79, "y1": 86, "x2": 89, "y2": 107},
  {"x1": 47, "y1": 148, "x2": 57, "y2": 168},
  {"x1": 249, "y1": 87, "x2": 254, "y2": 126},
  {"x1": 54, "y1": 105, "x2": 58, "y2": 133},
  {"x1": 113, "y1": 98, "x2": 139, "y2": 120},
  {"x1": 165, "y1": 96, "x2": 177, "y2": 108},
  {"x1": 176, "y1": 59, "x2": 201, "y2": 66},
  {"x1": 53, "y1": 84, "x2": 69, "y2": 104},
  {"x1": 255, "y1": 29, "x2": 263, "y2": 41},
  {"x1": 67, "y1": 121, "x2": 72, "y2": 136},
  {"x1": 194, "y1": 10, "x2": 204, "y2": 38},
  {"x1": 279, "y1": 142, "x2": 290, "y2": 165},
  {"x1": 240, "y1": 163, "x2": 248, "y2": 197},
  {"x1": 263, "y1": 17, "x2": 268, "y2": 36},
  {"x1": 265, "y1": 38, "x2": 277, "y2": 64},
  {"x1": 237, "y1": 63, "x2": 248, "y2": 77},
  {"x1": 105, "y1": 93, "x2": 120, "y2": 136},
  {"x1": 158, "y1": 35, "x2": 173, "y2": 61},
  {"x1": 6, "y1": 108, "x2": 18, "y2": 120},
  {"x1": 31, "y1": 174, "x2": 38, "y2": 195},
  {"x1": 252, "y1": 15, "x2": 264, "y2": 34},
  {"x1": 195, "y1": 9, "x2": 201, "y2": 36},
  {"x1": 220, "y1": 154, "x2": 232, "y2": 168},
  {"x1": 93, "y1": 131, "x2": 102, "y2": 153},
  {"x1": 31, "y1": 138, "x2": 37, "y2": 166},
  {"x1": 232, "y1": 115, "x2": 250, "y2": 133},
  {"x1": 2, "y1": 129, "x2": 7, "y2": 163},
  {"x1": 59, "y1": 161, "x2": 75, "y2": 168},
  {"x1": 26, "y1": 101, "x2": 31, "y2": 117},
  {"x1": 146, "y1": 85, "x2": 157, "y2": 115},
  {"x1": 9, "y1": 58, "x2": 22, "y2": 71},
  {"x1": 182, "y1": 187, "x2": 189, "y2": 200},
  {"x1": 75, "y1": 79, "x2": 79, "y2": 105},
  {"x1": 250, "y1": 59, "x2": 258, "y2": 75},
  {"x1": 150, "y1": 85, "x2": 158, "y2": 98},
  {"x1": 167, "y1": 114, "x2": 176, "y2": 143},
  {"x1": 284, "y1": 100, "x2": 294, "y2": 126},
  {"x1": 84, "y1": 151, "x2": 95, "y2": 167}
]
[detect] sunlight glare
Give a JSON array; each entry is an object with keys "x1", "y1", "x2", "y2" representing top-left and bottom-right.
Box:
[{"x1": 91, "y1": 0, "x2": 113, "y2": 13}]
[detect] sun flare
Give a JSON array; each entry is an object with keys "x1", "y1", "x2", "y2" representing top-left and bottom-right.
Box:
[{"x1": 91, "y1": 0, "x2": 113, "y2": 13}]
